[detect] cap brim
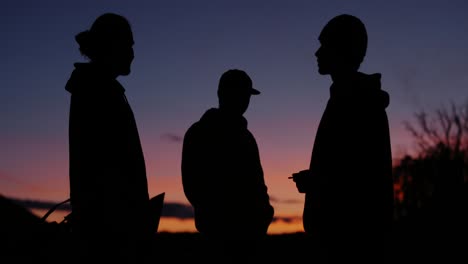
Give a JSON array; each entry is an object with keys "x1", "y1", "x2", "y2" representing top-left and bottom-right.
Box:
[{"x1": 250, "y1": 88, "x2": 261, "y2": 95}]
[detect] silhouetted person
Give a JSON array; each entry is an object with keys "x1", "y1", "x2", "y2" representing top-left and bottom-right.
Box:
[
  {"x1": 65, "y1": 13, "x2": 152, "y2": 264},
  {"x1": 181, "y1": 69, "x2": 274, "y2": 263},
  {"x1": 291, "y1": 14, "x2": 394, "y2": 263}
]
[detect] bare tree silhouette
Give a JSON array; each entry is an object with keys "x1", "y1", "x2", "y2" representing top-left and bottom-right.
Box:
[
  {"x1": 403, "y1": 99, "x2": 468, "y2": 154},
  {"x1": 393, "y1": 99, "x2": 468, "y2": 263}
]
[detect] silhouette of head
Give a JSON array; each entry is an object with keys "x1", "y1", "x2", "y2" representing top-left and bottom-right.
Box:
[
  {"x1": 75, "y1": 13, "x2": 134, "y2": 76},
  {"x1": 315, "y1": 14, "x2": 367, "y2": 75},
  {"x1": 217, "y1": 69, "x2": 260, "y2": 116}
]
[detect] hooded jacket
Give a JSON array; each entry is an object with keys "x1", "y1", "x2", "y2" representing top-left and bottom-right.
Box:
[
  {"x1": 65, "y1": 63, "x2": 150, "y2": 236},
  {"x1": 181, "y1": 108, "x2": 274, "y2": 237},
  {"x1": 303, "y1": 72, "x2": 394, "y2": 235}
]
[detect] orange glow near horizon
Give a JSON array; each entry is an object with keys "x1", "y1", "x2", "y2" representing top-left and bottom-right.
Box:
[
  {"x1": 6, "y1": 126, "x2": 414, "y2": 235},
  {"x1": 157, "y1": 215, "x2": 305, "y2": 235},
  {"x1": 30, "y1": 209, "x2": 304, "y2": 235}
]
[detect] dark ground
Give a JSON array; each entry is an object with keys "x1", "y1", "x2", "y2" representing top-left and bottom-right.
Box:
[
  {"x1": 3, "y1": 224, "x2": 466, "y2": 264},
  {"x1": 148, "y1": 226, "x2": 466, "y2": 264},
  {"x1": 1, "y1": 193, "x2": 466, "y2": 264}
]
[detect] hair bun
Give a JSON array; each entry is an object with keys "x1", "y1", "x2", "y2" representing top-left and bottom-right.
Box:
[
  {"x1": 75, "y1": 30, "x2": 94, "y2": 59},
  {"x1": 75, "y1": 30, "x2": 91, "y2": 46}
]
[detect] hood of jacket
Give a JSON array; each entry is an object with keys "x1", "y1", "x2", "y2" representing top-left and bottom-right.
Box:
[
  {"x1": 330, "y1": 72, "x2": 390, "y2": 109},
  {"x1": 65, "y1": 63, "x2": 125, "y2": 94},
  {"x1": 198, "y1": 108, "x2": 248, "y2": 130}
]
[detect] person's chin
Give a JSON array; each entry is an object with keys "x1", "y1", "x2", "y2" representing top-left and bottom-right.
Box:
[{"x1": 317, "y1": 67, "x2": 329, "y2": 75}]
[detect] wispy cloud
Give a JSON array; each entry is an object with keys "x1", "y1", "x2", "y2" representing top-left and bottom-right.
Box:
[
  {"x1": 6, "y1": 196, "x2": 300, "y2": 224},
  {"x1": 272, "y1": 216, "x2": 302, "y2": 223},
  {"x1": 9, "y1": 197, "x2": 71, "y2": 211},
  {"x1": 161, "y1": 203, "x2": 193, "y2": 219},
  {"x1": 269, "y1": 195, "x2": 303, "y2": 204},
  {"x1": 6, "y1": 196, "x2": 194, "y2": 220},
  {"x1": 161, "y1": 133, "x2": 183, "y2": 143}
]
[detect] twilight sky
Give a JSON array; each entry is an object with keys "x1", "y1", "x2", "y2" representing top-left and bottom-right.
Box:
[{"x1": 2, "y1": 0, "x2": 468, "y2": 233}]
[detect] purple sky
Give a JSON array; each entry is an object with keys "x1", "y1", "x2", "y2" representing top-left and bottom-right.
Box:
[{"x1": 1, "y1": 0, "x2": 468, "y2": 229}]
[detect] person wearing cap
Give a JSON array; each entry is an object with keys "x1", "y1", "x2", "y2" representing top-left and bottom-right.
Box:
[
  {"x1": 181, "y1": 69, "x2": 274, "y2": 262},
  {"x1": 291, "y1": 14, "x2": 394, "y2": 263}
]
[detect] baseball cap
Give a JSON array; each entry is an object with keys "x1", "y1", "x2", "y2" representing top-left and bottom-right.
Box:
[{"x1": 218, "y1": 69, "x2": 261, "y2": 95}]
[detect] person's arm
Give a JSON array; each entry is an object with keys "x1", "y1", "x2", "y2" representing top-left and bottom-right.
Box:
[
  {"x1": 291, "y1": 169, "x2": 312, "y2": 193},
  {"x1": 181, "y1": 126, "x2": 206, "y2": 207}
]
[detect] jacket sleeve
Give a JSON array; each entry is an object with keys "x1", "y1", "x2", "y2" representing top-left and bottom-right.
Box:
[{"x1": 181, "y1": 125, "x2": 207, "y2": 207}]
